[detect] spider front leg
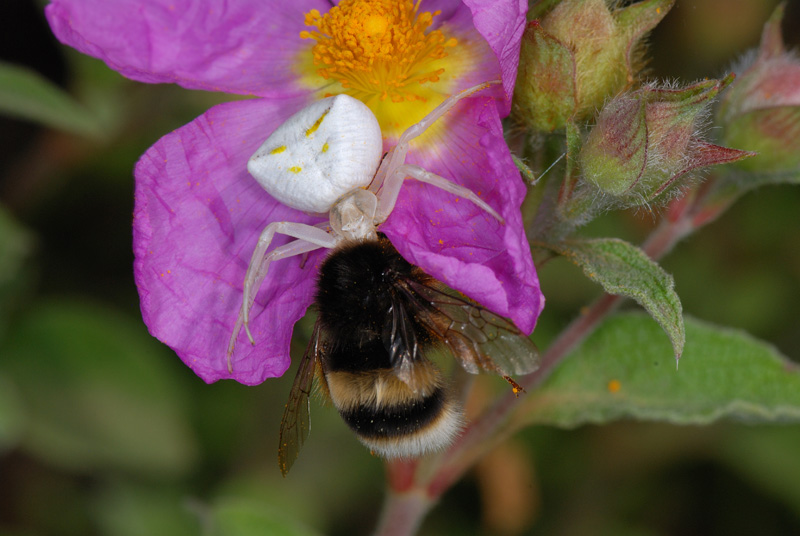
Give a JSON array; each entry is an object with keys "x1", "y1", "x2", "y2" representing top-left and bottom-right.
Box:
[
  {"x1": 375, "y1": 163, "x2": 504, "y2": 224},
  {"x1": 371, "y1": 80, "x2": 501, "y2": 193},
  {"x1": 227, "y1": 222, "x2": 338, "y2": 369}
]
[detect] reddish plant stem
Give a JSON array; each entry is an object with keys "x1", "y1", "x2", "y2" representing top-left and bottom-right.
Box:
[
  {"x1": 373, "y1": 489, "x2": 434, "y2": 536},
  {"x1": 374, "y1": 179, "x2": 727, "y2": 535},
  {"x1": 385, "y1": 459, "x2": 419, "y2": 493},
  {"x1": 428, "y1": 292, "x2": 622, "y2": 496}
]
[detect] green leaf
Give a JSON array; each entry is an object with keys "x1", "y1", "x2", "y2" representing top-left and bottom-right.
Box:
[
  {"x1": 0, "y1": 204, "x2": 35, "y2": 340},
  {"x1": 521, "y1": 313, "x2": 800, "y2": 427},
  {"x1": 0, "y1": 204, "x2": 33, "y2": 282},
  {"x1": 208, "y1": 499, "x2": 320, "y2": 536},
  {"x1": 92, "y1": 480, "x2": 201, "y2": 536},
  {"x1": 0, "y1": 374, "x2": 24, "y2": 452},
  {"x1": 538, "y1": 238, "x2": 684, "y2": 358},
  {"x1": 0, "y1": 61, "x2": 102, "y2": 136},
  {"x1": 0, "y1": 300, "x2": 198, "y2": 476}
]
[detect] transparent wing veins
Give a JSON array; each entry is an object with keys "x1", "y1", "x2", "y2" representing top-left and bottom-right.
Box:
[
  {"x1": 401, "y1": 278, "x2": 540, "y2": 377},
  {"x1": 277, "y1": 320, "x2": 322, "y2": 477}
]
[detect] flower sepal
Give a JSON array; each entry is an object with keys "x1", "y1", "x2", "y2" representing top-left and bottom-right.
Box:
[{"x1": 578, "y1": 75, "x2": 754, "y2": 207}]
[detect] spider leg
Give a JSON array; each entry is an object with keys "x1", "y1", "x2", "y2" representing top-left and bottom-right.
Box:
[
  {"x1": 370, "y1": 147, "x2": 396, "y2": 194},
  {"x1": 376, "y1": 163, "x2": 504, "y2": 224},
  {"x1": 398, "y1": 80, "x2": 500, "y2": 147},
  {"x1": 227, "y1": 222, "x2": 337, "y2": 371},
  {"x1": 370, "y1": 81, "x2": 500, "y2": 194}
]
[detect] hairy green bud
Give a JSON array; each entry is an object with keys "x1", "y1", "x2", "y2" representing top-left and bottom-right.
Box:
[
  {"x1": 581, "y1": 76, "x2": 753, "y2": 203},
  {"x1": 514, "y1": 0, "x2": 673, "y2": 132},
  {"x1": 718, "y1": 3, "x2": 800, "y2": 174}
]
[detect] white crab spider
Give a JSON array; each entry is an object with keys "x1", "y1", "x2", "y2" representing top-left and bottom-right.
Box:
[{"x1": 227, "y1": 81, "x2": 504, "y2": 369}]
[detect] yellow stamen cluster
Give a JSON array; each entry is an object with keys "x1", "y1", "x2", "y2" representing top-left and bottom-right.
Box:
[{"x1": 300, "y1": 0, "x2": 457, "y2": 104}]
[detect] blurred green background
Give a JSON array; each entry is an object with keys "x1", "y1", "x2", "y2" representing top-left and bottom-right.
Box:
[{"x1": 1, "y1": 0, "x2": 800, "y2": 534}]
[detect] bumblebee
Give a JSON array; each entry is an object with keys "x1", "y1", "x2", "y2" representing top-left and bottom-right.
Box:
[{"x1": 278, "y1": 235, "x2": 539, "y2": 476}]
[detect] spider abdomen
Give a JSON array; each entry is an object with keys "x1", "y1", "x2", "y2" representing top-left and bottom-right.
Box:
[{"x1": 247, "y1": 94, "x2": 382, "y2": 214}]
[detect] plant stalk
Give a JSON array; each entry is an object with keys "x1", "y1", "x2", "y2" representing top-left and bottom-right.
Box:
[{"x1": 374, "y1": 176, "x2": 730, "y2": 534}]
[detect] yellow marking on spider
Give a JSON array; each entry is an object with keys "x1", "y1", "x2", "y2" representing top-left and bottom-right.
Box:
[
  {"x1": 306, "y1": 110, "x2": 328, "y2": 137},
  {"x1": 270, "y1": 146, "x2": 287, "y2": 154},
  {"x1": 288, "y1": 166, "x2": 302, "y2": 174},
  {"x1": 321, "y1": 142, "x2": 329, "y2": 153}
]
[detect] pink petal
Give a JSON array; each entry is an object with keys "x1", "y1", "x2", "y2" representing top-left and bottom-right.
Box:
[
  {"x1": 462, "y1": 0, "x2": 528, "y2": 115},
  {"x1": 133, "y1": 96, "x2": 321, "y2": 385},
  {"x1": 46, "y1": 0, "x2": 323, "y2": 97},
  {"x1": 381, "y1": 97, "x2": 544, "y2": 334},
  {"x1": 422, "y1": 0, "x2": 527, "y2": 115}
]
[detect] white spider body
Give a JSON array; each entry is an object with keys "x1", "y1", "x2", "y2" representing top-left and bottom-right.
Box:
[
  {"x1": 248, "y1": 95, "x2": 383, "y2": 214},
  {"x1": 228, "y1": 81, "x2": 505, "y2": 367}
]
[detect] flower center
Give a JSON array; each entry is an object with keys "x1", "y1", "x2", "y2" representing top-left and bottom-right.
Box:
[{"x1": 300, "y1": 0, "x2": 457, "y2": 105}]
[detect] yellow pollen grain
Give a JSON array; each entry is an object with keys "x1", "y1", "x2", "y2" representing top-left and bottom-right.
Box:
[
  {"x1": 321, "y1": 142, "x2": 329, "y2": 153},
  {"x1": 300, "y1": 0, "x2": 457, "y2": 103},
  {"x1": 270, "y1": 145, "x2": 286, "y2": 154},
  {"x1": 364, "y1": 13, "x2": 388, "y2": 35},
  {"x1": 306, "y1": 110, "x2": 328, "y2": 137},
  {"x1": 607, "y1": 380, "x2": 621, "y2": 393},
  {"x1": 288, "y1": 166, "x2": 302, "y2": 174}
]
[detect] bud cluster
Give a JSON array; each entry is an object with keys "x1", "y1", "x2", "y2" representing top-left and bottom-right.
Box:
[{"x1": 512, "y1": 0, "x2": 761, "y2": 235}]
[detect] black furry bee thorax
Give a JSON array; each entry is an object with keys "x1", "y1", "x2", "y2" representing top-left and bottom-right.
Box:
[{"x1": 315, "y1": 235, "x2": 432, "y2": 373}]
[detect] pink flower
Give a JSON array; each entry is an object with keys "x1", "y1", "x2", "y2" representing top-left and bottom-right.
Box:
[{"x1": 46, "y1": 0, "x2": 544, "y2": 385}]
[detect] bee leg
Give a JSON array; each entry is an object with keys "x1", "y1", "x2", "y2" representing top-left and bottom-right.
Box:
[
  {"x1": 369, "y1": 80, "x2": 500, "y2": 194},
  {"x1": 502, "y1": 376, "x2": 526, "y2": 397},
  {"x1": 227, "y1": 222, "x2": 337, "y2": 371},
  {"x1": 375, "y1": 163, "x2": 503, "y2": 224}
]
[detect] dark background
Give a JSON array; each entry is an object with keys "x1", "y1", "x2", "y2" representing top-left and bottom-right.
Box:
[{"x1": 1, "y1": 0, "x2": 800, "y2": 534}]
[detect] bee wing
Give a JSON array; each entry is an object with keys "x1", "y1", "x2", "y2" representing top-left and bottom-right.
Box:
[
  {"x1": 278, "y1": 320, "x2": 322, "y2": 477},
  {"x1": 382, "y1": 289, "x2": 425, "y2": 387},
  {"x1": 404, "y1": 279, "x2": 540, "y2": 377}
]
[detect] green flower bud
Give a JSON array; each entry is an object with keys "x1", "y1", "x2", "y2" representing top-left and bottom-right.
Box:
[
  {"x1": 580, "y1": 76, "x2": 753, "y2": 203},
  {"x1": 717, "y1": 3, "x2": 800, "y2": 174},
  {"x1": 514, "y1": 0, "x2": 673, "y2": 132}
]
